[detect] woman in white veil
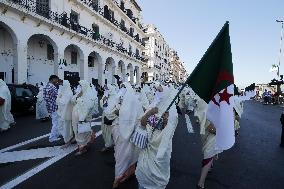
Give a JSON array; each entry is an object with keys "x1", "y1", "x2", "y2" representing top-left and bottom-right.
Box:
[
  {"x1": 57, "y1": 80, "x2": 74, "y2": 145},
  {"x1": 100, "y1": 84, "x2": 116, "y2": 152},
  {"x1": 36, "y1": 83, "x2": 49, "y2": 121},
  {"x1": 136, "y1": 85, "x2": 179, "y2": 189},
  {"x1": 72, "y1": 80, "x2": 96, "y2": 155},
  {"x1": 105, "y1": 82, "x2": 144, "y2": 188},
  {"x1": 0, "y1": 79, "x2": 15, "y2": 131}
]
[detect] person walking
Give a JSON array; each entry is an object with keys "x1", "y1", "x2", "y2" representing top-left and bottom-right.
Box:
[{"x1": 43, "y1": 75, "x2": 60, "y2": 142}]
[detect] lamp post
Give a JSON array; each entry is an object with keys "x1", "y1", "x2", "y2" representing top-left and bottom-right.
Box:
[{"x1": 276, "y1": 19, "x2": 284, "y2": 78}]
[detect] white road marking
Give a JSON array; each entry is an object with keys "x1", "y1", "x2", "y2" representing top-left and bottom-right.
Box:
[
  {"x1": 185, "y1": 114, "x2": 194, "y2": 133},
  {"x1": 0, "y1": 120, "x2": 102, "y2": 153},
  {"x1": 0, "y1": 146, "x2": 72, "y2": 164},
  {"x1": 0, "y1": 134, "x2": 50, "y2": 153},
  {"x1": 0, "y1": 131, "x2": 102, "y2": 189}
]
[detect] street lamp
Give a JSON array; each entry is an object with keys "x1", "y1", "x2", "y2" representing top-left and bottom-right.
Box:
[{"x1": 276, "y1": 19, "x2": 284, "y2": 78}]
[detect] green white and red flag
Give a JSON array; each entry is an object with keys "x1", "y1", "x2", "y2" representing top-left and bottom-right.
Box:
[{"x1": 187, "y1": 22, "x2": 235, "y2": 150}]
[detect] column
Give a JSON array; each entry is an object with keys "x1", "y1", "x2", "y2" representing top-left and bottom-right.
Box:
[
  {"x1": 14, "y1": 40, "x2": 27, "y2": 84},
  {"x1": 55, "y1": 48, "x2": 64, "y2": 79},
  {"x1": 80, "y1": 54, "x2": 88, "y2": 81}
]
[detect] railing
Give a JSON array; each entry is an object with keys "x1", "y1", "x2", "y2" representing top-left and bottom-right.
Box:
[
  {"x1": 111, "y1": 0, "x2": 141, "y2": 28},
  {"x1": 6, "y1": 0, "x2": 147, "y2": 62},
  {"x1": 78, "y1": 0, "x2": 145, "y2": 46}
]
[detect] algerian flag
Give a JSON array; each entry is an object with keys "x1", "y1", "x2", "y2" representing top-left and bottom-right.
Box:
[
  {"x1": 187, "y1": 22, "x2": 235, "y2": 151},
  {"x1": 269, "y1": 64, "x2": 278, "y2": 72}
]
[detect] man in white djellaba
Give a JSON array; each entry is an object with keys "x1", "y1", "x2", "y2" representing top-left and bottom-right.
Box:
[
  {"x1": 0, "y1": 79, "x2": 15, "y2": 132},
  {"x1": 104, "y1": 82, "x2": 144, "y2": 188},
  {"x1": 57, "y1": 80, "x2": 74, "y2": 145},
  {"x1": 71, "y1": 80, "x2": 96, "y2": 155},
  {"x1": 135, "y1": 85, "x2": 179, "y2": 189}
]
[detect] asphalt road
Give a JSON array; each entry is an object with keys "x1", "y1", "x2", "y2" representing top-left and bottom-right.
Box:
[{"x1": 0, "y1": 101, "x2": 284, "y2": 189}]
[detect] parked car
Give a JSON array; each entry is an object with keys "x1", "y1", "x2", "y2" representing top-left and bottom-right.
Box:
[{"x1": 7, "y1": 84, "x2": 39, "y2": 114}]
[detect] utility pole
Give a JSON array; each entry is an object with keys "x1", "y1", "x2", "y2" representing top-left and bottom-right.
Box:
[{"x1": 276, "y1": 19, "x2": 284, "y2": 78}]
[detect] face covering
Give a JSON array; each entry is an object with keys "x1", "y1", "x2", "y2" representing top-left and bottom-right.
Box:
[{"x1": 155, "y1": 91, "x2": 164, "y2": 102}]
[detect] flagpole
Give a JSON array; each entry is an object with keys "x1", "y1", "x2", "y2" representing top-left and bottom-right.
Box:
[{"x1": 161, "y1": 22, "x2": 230, "y2": 115}]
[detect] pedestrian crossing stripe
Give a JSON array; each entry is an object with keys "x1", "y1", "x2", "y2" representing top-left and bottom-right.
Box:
[{"x1": 0, "y1": 123, "x2": 102, "y2": 189}]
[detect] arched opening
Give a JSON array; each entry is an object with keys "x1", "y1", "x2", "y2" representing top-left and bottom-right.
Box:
[
  {"x1": 27, "y1": 34, "x2": 58, "y2": 85},
  {"x1": 0, "y1": 22, "x2": 17, "y2": 84},
  {"x1": 134, "y1": 66, "x2": 140, "y2": 84},
  {"x1": 117, "y1": 60, "x2": 126, "y2": 82},
  {"x1": 127, "y1": 63, "x2": 134, "y2": 84},
  {"x1": 88, "y1": 51, "x2": 103, "y2": 85},
  {"x1": 63, "y1": 44, "x2": 83, "y2": 85},
  {"x1": 105, "y1": 57, "x2": 115, "y2": 85},
  {"x1": 142, "y1": 72, "x2": 149, "y2": 83}
]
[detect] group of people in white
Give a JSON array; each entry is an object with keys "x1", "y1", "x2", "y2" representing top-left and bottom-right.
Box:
[{"x1": 0, "y1": 76, "x2": 252, "y2": 189}]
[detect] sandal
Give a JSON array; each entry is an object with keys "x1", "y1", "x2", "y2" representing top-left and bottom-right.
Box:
[
  {"x1": 90, "y1": 132, "x2": 96, "y2": 143},
  {"x1": 75, "y1": 146, "x2": 88, "y2": 156}
]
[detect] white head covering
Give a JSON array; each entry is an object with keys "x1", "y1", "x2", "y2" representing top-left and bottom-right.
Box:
[
  {"x1": 74, "y1": 80, "x2": 96, "y2": 121},
  {"x1": 154, "y1": 86, "x2": 179, "y2": 159}
]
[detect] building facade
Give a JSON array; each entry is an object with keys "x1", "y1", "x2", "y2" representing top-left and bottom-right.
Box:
[
  {"x1": 0, "y1": 0, "x2": 147, "y2": 86},
  {"x1": 141, "y1": 24, "x2": 171, "y2": 82},
  {"x1": 169, "y1": 48, "x2": 187, "y2": 83}
]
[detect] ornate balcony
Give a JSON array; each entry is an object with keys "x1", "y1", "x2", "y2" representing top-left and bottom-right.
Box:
[
  {"x1": 6, "y1": 0, "x2": 147, "y2": 62},
  {"x1": 78, "y1": 0, "x2": 145, "y2": 46}
]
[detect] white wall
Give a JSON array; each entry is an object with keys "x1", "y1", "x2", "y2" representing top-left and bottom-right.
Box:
[{"x1": 0, "y1": 27, "x2": 14, "y2": 83}]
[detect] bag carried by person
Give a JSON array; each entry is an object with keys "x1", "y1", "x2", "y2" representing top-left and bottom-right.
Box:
[
  {"x1": 78, "y1": 122, "x2": 92, "y2": 134},
  {"x1": 130, "y1": 126, "x2": 148, "y2": 149},
  {"x1": 104, "y1": 116, "x2": 114, "y2": 126}
]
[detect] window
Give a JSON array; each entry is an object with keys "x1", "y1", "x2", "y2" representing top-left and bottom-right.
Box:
[
  {"x1": 92, "y1": 0, "x2": 99, "y2": 11},
  {"x1": 70, "y1": 10, "x2": 79, "y2": 23},
  {"x1": 120, "y1": 1, "x2": 125, "y2": 10},
  {"x1": 104, "y1": 5, "x2": 109, "y2": 19},
  {"x1": 71, "y1": 51, "x2": 77, "y2": 64},
  {"x1": 47, "y1": 44, "x2": 54, "y2": 60},
  {"x1": 120, "y1": 19, "x2": 125, "y2": 29},
  {"x1": 109, "y1": 9, "x2": 114, "y2": 21},
  {"x1": 129, "y1": 27, "x2": 134, "y2": 37},
  {"x1": 15, "y1": 87, "x2": 33, "y2": 97},
  {"x1": 92, "y1": 23, "x2": 99, "y2": 34},
  {"x1": 88, "y1": 56, "x2": 94, "y2": 67},
  {"x1": 36, "y1": 0, "x2": 49, "y2": 18},
  {"x1": 129, "y1": 45, "x2": 132, "y2": 55}
]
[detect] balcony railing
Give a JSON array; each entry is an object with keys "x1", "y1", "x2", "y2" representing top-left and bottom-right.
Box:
[
  {"x1": 78, "y1": 0, "x2": 145, "y2": 46},
  {"x1": 7, "y1": 0, "x2": 147, "y2": 62}
]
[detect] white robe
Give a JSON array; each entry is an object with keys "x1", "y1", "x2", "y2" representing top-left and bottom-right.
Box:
[
  {"x1": 72, "y1": 81, "x2": 96, "y2": 146},
  {"x1": 36, "y1": 89, "x2": 49, "y2": 119},
  {"x1": 100, "y1": 96, "x2": 114, "y2": 148},
  {"x1": 105, "y1": 82, "x2": 142, "y2": 179},
  {"x1": 0, "y1": 80, "x2": 14, "y2": 131},
  {"x1": 57, "y1": 82, "x2": 74, "y2": 143},
  {"x1": 136, "y1": 106, "x2": 178, "y2": 189}
]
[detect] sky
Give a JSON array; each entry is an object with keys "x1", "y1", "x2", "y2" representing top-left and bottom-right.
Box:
[{"x1": 137, "y1": 0, "x2": 284, "y2": 88}]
